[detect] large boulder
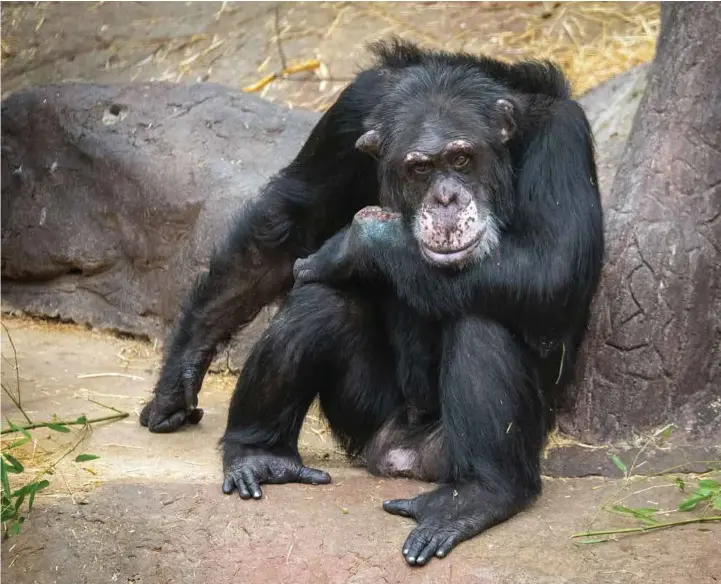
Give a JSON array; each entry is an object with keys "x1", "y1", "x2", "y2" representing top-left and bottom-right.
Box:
[{"x1": 1, "y1": 83, "x2": 320, "y2": 370}]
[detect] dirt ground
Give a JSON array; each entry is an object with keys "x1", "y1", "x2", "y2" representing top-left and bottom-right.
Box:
[
  {"x1": 1, "y1": 316, "x2": 720, "y2": 584},
  {"x1": 2, "y1": 2, "x2": 719, "y2": 583}
]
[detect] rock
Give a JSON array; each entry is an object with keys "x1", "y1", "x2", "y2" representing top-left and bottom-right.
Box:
[
  {"x1": 1, "y1": 83, "x2": 320, "y2": 370},
  {"x1": 578, "y1": 63, "x2": 650, "y2": 195}
]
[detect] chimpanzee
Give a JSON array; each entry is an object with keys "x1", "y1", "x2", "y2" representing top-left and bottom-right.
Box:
[{"x1": 140, "y1": 39, "x2": 604, "y2": 565}]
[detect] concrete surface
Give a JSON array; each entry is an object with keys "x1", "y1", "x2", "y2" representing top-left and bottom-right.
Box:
[{"x1": 1, "y1": 316, "x2": 719, "y2": 584}]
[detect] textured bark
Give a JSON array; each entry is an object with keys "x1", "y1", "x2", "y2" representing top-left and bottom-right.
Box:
[{"x1": 560, "y1": 2, "x2": 721, "y2": 444}]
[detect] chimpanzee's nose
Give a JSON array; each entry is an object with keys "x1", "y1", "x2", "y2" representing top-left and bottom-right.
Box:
[{"x1": 435, "y1": 187, "x2": 458, "y2": 207}]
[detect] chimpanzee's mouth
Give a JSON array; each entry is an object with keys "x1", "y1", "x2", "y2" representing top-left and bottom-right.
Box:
[{"x1": 420, "y1": 235, "x2": 482, "y2": 267}]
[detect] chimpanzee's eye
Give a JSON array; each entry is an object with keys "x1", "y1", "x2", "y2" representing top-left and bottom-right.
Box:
[
  {"x1": 453, "y1": 153, "x2": 470, "y2": 169},
  {"x1": 410, "y1": 161, "x2": 433, "y2": 175}
]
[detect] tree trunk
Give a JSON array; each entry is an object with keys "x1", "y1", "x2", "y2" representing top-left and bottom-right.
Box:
[{"x1": 560, "y1": 2, "x2": 721, "y2": 445}]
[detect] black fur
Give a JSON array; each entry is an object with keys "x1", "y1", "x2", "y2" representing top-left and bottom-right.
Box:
[{"x1": 140, "y1": 39, "x2": 604, "y2": 565}]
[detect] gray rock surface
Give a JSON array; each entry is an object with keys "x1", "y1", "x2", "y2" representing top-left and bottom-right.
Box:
[{"x1": 1, "y1": 83, "x2": 320, "y2": 369}]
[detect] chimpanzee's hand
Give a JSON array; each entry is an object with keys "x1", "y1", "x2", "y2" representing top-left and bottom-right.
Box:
[
  {"x1": 293, "y1": 227, "x2": 353, "y2": 287},
  {"x1": 139, "y1": 353, "x2": 209, "y2": 433},
  {"x1": 222, "y1": 445, "x2": 332, "y2": 499},
  {"x1": 383, "y1": 483, "x2": 498, "y2": 566},
  {"x1": 293, "y1": 206, "x2": 404, "y2": 287},
  {"x1": 139, "y1": 394, "x2": 203, "y2": 433}
]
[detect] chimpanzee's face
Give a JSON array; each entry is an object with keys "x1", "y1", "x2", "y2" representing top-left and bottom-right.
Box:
[
  {"x1": 399, "y1": 134, "x2": 502, "y2": 268},
  {"x1": 356, "y1": 93, "x2": 516, "y2": 269}
]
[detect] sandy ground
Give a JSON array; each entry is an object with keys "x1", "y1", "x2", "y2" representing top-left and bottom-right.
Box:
[{"x1": 1, "y1": 316, "x2": 719, "y2": 584}]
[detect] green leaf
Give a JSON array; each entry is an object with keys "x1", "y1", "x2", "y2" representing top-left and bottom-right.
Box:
[
  {"x1": 698, "y1": 479, "x2": 720, "y2": 491},
  {"x1": 1, "y1": 504, "x2": 17, "y2": 522},
  {"x1": 10, "y1": 522, "x2": 21, "y2": 536},
  {"x1": 609, "y1": 454, "x2": 628, "y2": 476},
  {"x1": 7, "y1": 420, "x2": 32, "y2": 439},
  {"x1": 47, "y1": 423, "x2": 71, "y2": 433},
  {"x1": 674, "y1": 477, "x2": 685, "y2": 491},
  {"x1": 12, "y1": 479, "x2": 50, "y2": 499},
  {"x1": 75, "y1": 415, "x2": 88, "y2": 425},
  {"x1": 678, "y1": 492, "x2": 712, "y2": 512},
  {"x1": 28, "y1": 489, "x2": 37, "y2": 512},
  {"x1": 3, "y1": 453, "x2": 24, "y2": 474},
  {"x1": 714, "y1": 495, "x2": 721, "y2": 510},
  {"x1": 74, "y1": 454, "x2": 100, "y2": 463},
  {"x1": 5, "y1": 436, "x2": 31, "y2": 450},
  {"x1": 1, "y1": 459, "x2": 11, "y2": 499},
  {"x1": 611, "y1": 505, "x2": 660, "y2": 524},
  {"x1": 14, "y1": 492, "x2": 25, "y2": 512},
  {"x1": 576, "y1": 537, "x2": 611, "y2": 545}
]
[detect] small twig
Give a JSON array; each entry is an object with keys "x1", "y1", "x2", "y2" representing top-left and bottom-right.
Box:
[
  {"x1": 1, "y1": 412, "x2": 128, "y2": 435},
  {"x1": 213, "y1": 0, "x2": 228, "y2": 21},
  {"x1": 286, "y1": 542, "x2": 293, "y2": 562},
  {"x1": 274, "y1": 3, "x2": 287, "y2": 71},
  {"x1": 77, "y1": 373, "x2": 144, "y2": 381},
  {"x1": 1, "y1": 323, "x2": 27, "y2": 421},
  {"x1": 242, "y1": 59, "x2": 320, "y2": 93},
  {"x1": 2, "y1": 383, "x2": 32, "y2": 425},
  {"x1": 309, "y1": 427, "x2": 327, "y2": 443},
  {"x1": 87, "y1": 398, "x2": 126, "y2": 415},
  {"x1": 572, "y1": 516, "x2": 721, "y2": 539}
]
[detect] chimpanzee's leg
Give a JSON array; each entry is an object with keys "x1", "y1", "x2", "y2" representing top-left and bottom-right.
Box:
[
  {"x1": 221, "y1": 283, "x2": 402, "y2": 498},
  {"x1": 383, "y1": 315, "x2": 548, "y2": 566},
  {"x1": 140, "y1": 71, "x2": 384, "y2": 433}
]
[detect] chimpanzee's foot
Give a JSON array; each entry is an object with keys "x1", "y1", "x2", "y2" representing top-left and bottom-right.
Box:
[
  {"x1": 222, "y1": 444, "x2": 331, "y2": 499},
  {"x1": 383, "y1": 483, "x2": 523, "y2": 566}
]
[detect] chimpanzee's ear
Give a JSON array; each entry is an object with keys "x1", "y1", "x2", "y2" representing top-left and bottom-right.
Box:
[
  {"x1": 355, "y1": 128, "x2": 382, "y2": 158},
  {"x1": 496, "y1": 98, "x2": 517, "y2": 144}
]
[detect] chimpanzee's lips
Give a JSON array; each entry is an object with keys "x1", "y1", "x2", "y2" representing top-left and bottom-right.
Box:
[{"x1": 420, "y1": 235, "x2": 482, "y2": 267}]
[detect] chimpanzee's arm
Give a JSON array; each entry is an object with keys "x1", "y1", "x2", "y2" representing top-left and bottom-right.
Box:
[{"x1": 140, "y1": 70, "x2": 384, "y2": 433}]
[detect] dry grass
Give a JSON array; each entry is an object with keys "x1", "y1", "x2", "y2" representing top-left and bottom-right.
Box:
[
  {"x1": 352, "y1": 1, "x2": 660, "y2": 96},
  {"x1": 2, "y1": 2, "x2": 658, "y2": 107},
  {"x1": 248, "y1": 1, "x2": 660, "y2": 109}
]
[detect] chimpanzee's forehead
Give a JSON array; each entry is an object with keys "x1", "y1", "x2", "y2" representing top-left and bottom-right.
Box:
[
  {"x1": 387, "y1": 101, "x2": 493, "y2": 156},
  {"x1": 380, "y1": 67, "x2": 507, "y2": 153}
]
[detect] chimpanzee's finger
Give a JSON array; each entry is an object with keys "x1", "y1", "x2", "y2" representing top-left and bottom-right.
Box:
[
  {"x1": 148, "y1": 410, "x2": 188, "y2": 434},
  {"x1": 435, "y1": 532, "x2": 462, "y2": 558},
  {"x1": 296, "y1": 466, "x2": 332, "y2": 485},
  {"x1": 241, "y1": 468, "x2": 262, "y2": 499},
  {"x1": 139, "y1": 402, "x2": 152, "y2": 427},
  {"x1": 236, "y1": 476, "x2": 252, "y2": 500},
  {"x1": 416, "y1": 532, "x2": 449, "y2": 565},
  {"x1": 383, "y1": 498, "x2": 417, "y2": 519},
  {"x1": 187, "y1": 408, "x2": 204, "y2": 425},
  {"x1": 222, "y1": 475, "x2": 236, "y2": 495}
]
